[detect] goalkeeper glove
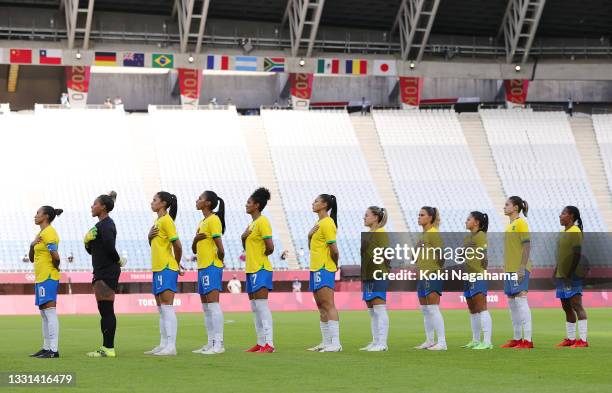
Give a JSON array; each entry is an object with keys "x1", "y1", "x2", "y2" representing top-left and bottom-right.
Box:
[
  {"x1": 118, "y1": 257, "x2": 127, "y2": 267},
  {"x1": 84, "y1": 227, "x2": 98, "y2": 244}
]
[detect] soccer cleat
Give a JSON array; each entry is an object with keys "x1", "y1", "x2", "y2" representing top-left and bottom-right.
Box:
[
  {"x1": 555, "y1": 338, "x2": 576, "y2": 347},
  {"x1": 245, "y1": 344, "x2": 263, "y2": 352},
  {"x1": 500, "y1": 339, "x2": 522, "y2": 348},
  {"x1": 201, "y1": 347, "x2": 225, "y2": 355},
  {"x1": 472, "y1": 342, "x2": 494, "y2": 350},
  {"x1": 570, "y1": 339, "x2": 589, "y2": 348},
  {"x1": 414, "y1": 342, "x2": 435, "y2": 350},
  {"x1": 30, "y1": 349, "x2": 49, "y2": 357},
  {"x1": 144, "y1": 345, "x2": 164, "y2": 355},
  {"x1": 192, "y1": 344, "x2": 212, "y2": 354},
  {"x1": 37, "y1": 351, "x2": 60, "y2": 358},
  {"x1": 258, "y1": 344, "x2": 276, "y2": 353},
  {"x1": 87, "y1": 346, "x2": 116, "y2": 358},
  {"x1": 367, "y1": 344, "x2": 388, "y2": 352},
  {"x1": 307, "y1": 343, "x2": 326, "y2": 352},
  {"x1": 427, "y1": 343, "x2": 447, "y2": 351},
  {"x1": 515, "y1": 340, "x2": 534, "y2": 349},
  {"x1": 461, "y1": 340, "x2": 480, "y2": 349},
  {"x1": 154, "y1": 347, "x2": 177, "y2": 356},
  {"x1": 320, "y1": 344, "x2": 343, "y2": 352}
]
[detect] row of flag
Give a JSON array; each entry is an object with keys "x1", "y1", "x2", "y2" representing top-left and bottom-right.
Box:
[{"x1": 0, "y1": 48, "x2": 399, "y2": 76}]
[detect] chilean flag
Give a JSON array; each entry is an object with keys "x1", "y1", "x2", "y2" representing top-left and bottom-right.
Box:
[{"x1": 39, "y1": 49, "x2": 63, "y2": 65}]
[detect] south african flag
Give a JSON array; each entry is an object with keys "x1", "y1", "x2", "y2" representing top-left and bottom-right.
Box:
[{"x1": 264, "y1": 57, "x2": 285, "y2": 72}]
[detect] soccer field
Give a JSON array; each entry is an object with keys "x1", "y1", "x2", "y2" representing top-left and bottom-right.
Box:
[{"x1": 2, "y1": 308, "x2": 612, "y2": 393}]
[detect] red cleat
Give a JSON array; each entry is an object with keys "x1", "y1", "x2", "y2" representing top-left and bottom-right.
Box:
[
  {"x1": 555, "y1": 338, "x2": 576, "y2": 347},
  {"x1": 245, "y1": 344, "x2": 263, "y2": 352},
  {"x1": 258, "y1": 344, "x2": 275, "y2": 353},
  {"x1": 515, "y1": 340, "x2": 534, "y2": 349},
  {"x1": 500, "y1": 339, "x2": 522, "y2": 348},
  {"x1": 570, "y1": 339, "x2": 589, "y2": 348}
]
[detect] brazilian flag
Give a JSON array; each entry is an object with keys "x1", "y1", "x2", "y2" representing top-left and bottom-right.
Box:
[{"x1": 152, "y1": 53, "x2": 174, "y2": 68}]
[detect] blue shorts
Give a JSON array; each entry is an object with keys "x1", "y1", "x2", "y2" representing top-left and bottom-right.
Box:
[
  {"x1": 246, "y1": 269, "x2": 273, "y2": 294},
  {"x1": 198, "y1": 266, "x2": 223, "y2": 295},
  {"x1": 504, "y1": 270, "x2": 530, "y2": 296},
  {"x1": 35, "y1": 279, "x2": 59, "y2": 306},
  {"x1": 555, "y1": 277, "x2": 583, "y2": 299},
  {"x1": 309, "y1": 268, "x2": 335, "y2": 292},
  {"x1": 463, "y1": 279, "x2": 488, "y2": 298},
  {"x1": 362, "y1": 279, "x2": 388, "y2": 302},
  {"x1": 152, "y1": 268, "x2": 179, "y2": 295},
  {"x1": 417, "y1": 279, "x2": 443, "y2": 298}
]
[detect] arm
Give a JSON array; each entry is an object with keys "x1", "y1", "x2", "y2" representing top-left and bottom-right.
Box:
[
  {"x1": 518, "y1": 241, "x2": 531, "y2": 280},
  {"x1": 192, "y1": 231, "x2": 206, "y2": 254},
  {"x1": 50, "y1": 250, "x2": 61, "y2": 271},
  {"x1": 328, "y1": 242, "x2": 339, "y2": 265},
  {"x1": 264, "y1": 238, "x2": 274, "y2": 256},
  {"x1": 29, "y1": 245, "x2": 35, "y2": 263},
  {"x1": 172, "y1": 239, "x2": 183, "y2": 265},
  {"x1": 148, "y1": 226, "x2": 158, "y2": 246},
  {"x1": 567, "y1": 246, "x2": 582, "y2": 279},
  {"x1": 241, "y1": 226, "x2": 251, "y2": 250},
  {"x1": 214, "y1": 236, "x2": 225, "y2": 261},
  {"x1": 101, "y1": 224, "x2": 121, "y2": 263}
]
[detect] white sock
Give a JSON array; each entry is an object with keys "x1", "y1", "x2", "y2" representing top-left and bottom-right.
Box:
[
  {"x1": 566, "y1": 321, "x2": 576, "y2": 340},
  {"x1": 470, "y1": 313, "x2": 481, "y2": 342},
  {"x1": 161, "y1": 305, "x2": 177, "y2": 349},
  {"x1": 429, "y1": 305, "x2": 446, "y2": 345},
  {"x1": 516, "y1": 297, "x2": 532, "y2": 341},
  {"x1": 372, "y1": 304, "x2": 388, "y2": 347},
  {"x1": 43, "y1": 308, "x2": 59, "y2": 352},
  {"x1": 480, "y1": 311, "x2": 492, "y2": 345},
  {"x1": 254, "y1": 299, "x2": 274, "y2": 347},
  {"x1": 328, "y1": 320, "x2": 340, "y2": 346},
  {"x1": 320, "y1": 321, "x2": 330, "y2": 345},
  {"x1": 202, "y1": 303, "x2": 213, "y2": 347},
  {"x1": 158, "y1": 306, "x2": 168, "y2": 348},
  {"x1": 367, "y1": 308, "x2": 376, "y2": 344},
  {"x1": 508, "y1": 298, "x2": 522, "y2": 340},
  {"x1": 577, "y1": 319, "x2": 587, "y2": 341},
  {"x1": 40, "y1": 310, "x2": 50, "y2": 350},
  {"x1": 250, "y1": 300, "x2": 264, "y2": 346},
  {"x1": 208, "y1": 302, "x2": 224, "y2": 348},
  {"x1": 420, "y1": 305, "x2": 434, "y2": 344}
]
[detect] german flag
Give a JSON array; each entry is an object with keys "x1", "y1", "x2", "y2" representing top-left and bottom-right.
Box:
[{"x1": 94, "y1": 52, "x2": 117, "y2": 66}]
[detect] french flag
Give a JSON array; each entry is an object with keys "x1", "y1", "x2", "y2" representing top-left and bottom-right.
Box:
[
  {"x1": 39, "y1": 49, "x2": 62, "y2": 65},
  {"x1": 206, "y1": 55, "x2": 229, "y2": 70}
]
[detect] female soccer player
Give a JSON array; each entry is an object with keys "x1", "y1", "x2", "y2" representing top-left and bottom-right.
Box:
[
  {"x1": 360, "y1": 206, "x2": 389, "y2": 352},
  {"x1": 462, "y1": 211, "x2": 493, "y2": 350},
  {"x1": 500, "y1": 196, "x2": 533, "y2": 349},
  {"x1": 555, "y1": 206, "x2": 588, "y2": 348},
  {"x1": 144, "y1": 191, "x2": 183, "y2": 356},
  {"x1": 191, "y1": 191, "x2": 226, "y2": 355},
  {"x1": 306, "y1": 194, "x2": 341, "y2": 352},
  {"x1": 414, "y1": 206, "x2": 446, "y2": 351},
  {"x1": 29, "y1": 206, "x2": 62, "y2": 358},
  {"x1": 85, "y1": 191, "x2": 124, "y2": 358},
  {"x1": 242, "y1": 187, "x2": 275, "y2": 353}
]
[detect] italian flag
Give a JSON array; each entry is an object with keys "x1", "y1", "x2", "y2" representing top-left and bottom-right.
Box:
[{"x1": 317, "y1": 58, "x2": 340, "y2": 74}]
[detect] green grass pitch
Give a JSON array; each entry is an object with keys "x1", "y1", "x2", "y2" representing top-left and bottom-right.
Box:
[{"x1": 2, "y1": 308, "x2": 612, "y2": 393}]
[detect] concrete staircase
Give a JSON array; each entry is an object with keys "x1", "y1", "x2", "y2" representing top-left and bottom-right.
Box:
[
  {"x1": 239, "y1": 116, "x2": 298, "y2": 269},
  {"x1": 458, "y1": 112, "x2": 507, "y2": 224},
  {"x1": 569, "y1": 116, "x2": 612, "y2": 230},
  {"x1": 127, "y1": 114, "x2": 161, "y2": 200},
  {"x1": 350, "y1": 114, "x2": 409, "y2": 232}
]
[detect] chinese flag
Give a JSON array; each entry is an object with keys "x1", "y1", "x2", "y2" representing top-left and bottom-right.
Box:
[{"x1": 10, "y1": 49, "x2": 32, "y2": 64}]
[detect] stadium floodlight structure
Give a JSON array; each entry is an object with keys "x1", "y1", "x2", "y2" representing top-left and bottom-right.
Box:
[
  {"x1": 61, "y1": 0, "x2": 95, "y2": 49},
  {"x1": 282, "y1": 0, "x2": 326, "y2": 58},
  {"x1": 173, "y1": 0, "x2": 211, "y2": 54},
  {"x1": 498, "y1": 0, "x2": 547, "y2": 64},
  {"x1": 392, "y1": 0, "x2": 440, "y2": 62}
]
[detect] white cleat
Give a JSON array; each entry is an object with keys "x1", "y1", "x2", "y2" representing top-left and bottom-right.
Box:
[
  {"x1": 154, "y1": 347, "x2": 177, "y2": 356},
  {"x1": 306, "y1": 343, "x2": 325, "y2": 352},
  {"x1": 359, "y1": 342, "x2": 374, "y2": 351},
  {"x1": 144, "y1": 345, "x2": 164, "y2": 355},
  {"x1": 414, "y1": 342, "x2": 435, "y2": 350},
  {"x1": 201, "y1": 347, "x2": 225, "y2": 355},
  {"x1": 320, "y1": 344, "x2": 343, "y2": 352},
  {"x1": 427, "y1": 343, "x2": 447, "y2": 351},
  {"x1": 192, "y1": 344, "x2": 212, "y2": 354},
  {"x1": 367, "y1": 344, "x2": 388, "y2": 352}
]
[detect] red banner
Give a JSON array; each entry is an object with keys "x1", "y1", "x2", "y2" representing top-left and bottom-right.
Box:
[
  {"x1": 289, "y1": 72, "x2": 314, "y2": 110},
  {"x1": 178, "y1": 68, "x2": 203, "y2": 106},
  {"x1": 64, "y1": 66, "x2": 90, "y2": 108},
  {"x1": 399, "y1": 76, "x2": 423, "y2": 109},
  {"x1": 504, "y1": 79, "x2": 529, "y2": 108}
]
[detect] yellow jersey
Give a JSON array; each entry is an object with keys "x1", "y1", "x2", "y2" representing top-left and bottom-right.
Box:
[
  {"x1": 34, "y1": 225, "x2": 60, "y2": 283},
  {"x1": 416, "y1": 227, "x2": 443, "y2": 272},
  {"x1": 463, "y1": 231, "x2": 487, "y2": 274},
  {"x1": 556, "y1": 225, "x2": 583, "y2": 278},
  {"x1": 504, "y1": 217, "x2": 531, "y2": 273},
  {"x1": 196, "y1": 214, "x2": 224, "y2": 269},
  {"x1": 309, "y1": 216, "x2": 338, "y2": 272},
  {"x1": 245, "y1": 215, "x2": 273, "y2": 273},
  {"x1": 361, "y1": 227, "x2": 388, "y2": 279},
  {"x1": 151, "y1": 213, "x2": 179, "y2": 272}
]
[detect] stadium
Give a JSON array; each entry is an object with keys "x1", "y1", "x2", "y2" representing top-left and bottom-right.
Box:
[{"x1": 1, "y1": 0, "x2": 612, "y2": 392}]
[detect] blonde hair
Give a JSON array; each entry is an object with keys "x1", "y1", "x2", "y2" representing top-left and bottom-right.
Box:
[{"x1": 368, "y1": 206, "x2": 388, "y2": 229}]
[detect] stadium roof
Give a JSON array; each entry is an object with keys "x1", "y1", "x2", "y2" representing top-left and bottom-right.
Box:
[{"x1": 1, "y1": 0, "x2": 610, "y2": 38}]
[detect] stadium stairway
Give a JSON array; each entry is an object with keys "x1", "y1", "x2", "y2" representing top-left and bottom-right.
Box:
[
  {"x1": 458, "y1": 112, "x2": 507, "y2": 223},
  {"x1": 350, "y1": 114, "x2": 409, "y2": 232},
  {"x1": 569, "y1": 116, "x2": 612, "y2": 230},
  {"x1": 240, "y1": 116, "x2": 299, "y2": 269},
  {"x1": 127, "y1": 114, "x2": 162, "y2": 200}
]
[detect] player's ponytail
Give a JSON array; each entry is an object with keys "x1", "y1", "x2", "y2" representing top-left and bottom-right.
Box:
[
  {"x1": 204, "y1": 190, "x2": 226, "y2": 234},
  {"x1": 320, "y1": 194, "x2": 338, "y2": 227},
  {"x1": 368, "y1": 205, "x2": 388, "y2": 228},
  {"x1": 565, "y1": 205, "x2": 583, "y2": 232},
  {"x1": 98, "y1": 190, "x2": 117, "y2": 212},
  {"x1": 509, "y1": 196, "x2": 528, "y2": 217},
  {"x1": 41, "y1": 206, "x2": 63, "y2": 223},
  {"x1": 157, "y1": 191, "x2": 178, "y2": 220},
  {"x1": 470, "y1": 211, "x2": 489, "y2": 233}
]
